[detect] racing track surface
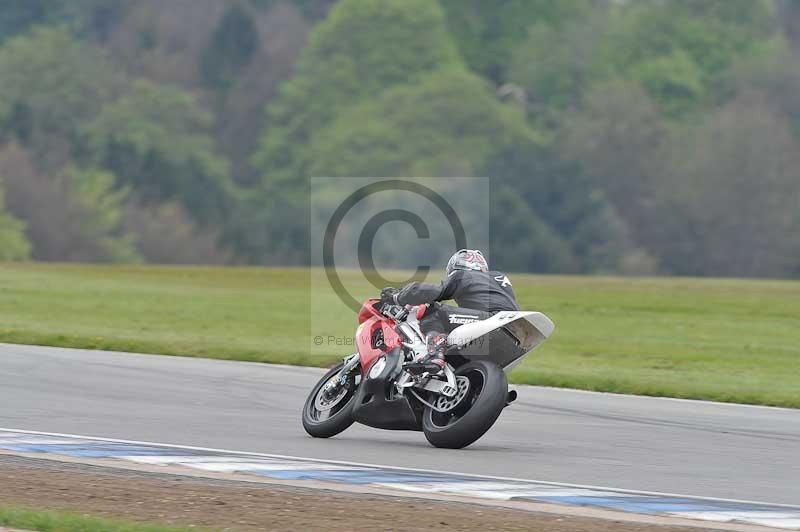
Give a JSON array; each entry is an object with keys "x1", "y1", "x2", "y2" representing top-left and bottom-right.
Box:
[{"x1": 1, "y1": 343, "x2": 798, "y2": 506}]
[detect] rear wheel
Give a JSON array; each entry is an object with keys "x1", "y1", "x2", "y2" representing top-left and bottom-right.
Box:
[
  {"x1": 422, "y1": 360, "x2": 507, "y2": 449},
  {"x1": 302, "y1": 362, "x2": 359, "y2": 438}
]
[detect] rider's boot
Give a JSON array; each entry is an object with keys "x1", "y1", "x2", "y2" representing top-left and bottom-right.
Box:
[{"x1": 407, "y1": 333, "x2": 447, "y2": 375}]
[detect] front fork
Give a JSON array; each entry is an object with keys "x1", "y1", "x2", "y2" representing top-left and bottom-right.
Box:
[
  {"x1": 319, "y1": 353, "x2": 359, "y2": 401},
  {"x1": 335, "y1": 353, "x2": 360, "y2": 386}
]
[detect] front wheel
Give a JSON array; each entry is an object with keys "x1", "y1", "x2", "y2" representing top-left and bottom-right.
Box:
[
  {"x1": 302, "y1": 362, "x2": 359, "y2": 438},
  {"x1": 422, "y1": 360, "x2": 508, "y2": 449}
]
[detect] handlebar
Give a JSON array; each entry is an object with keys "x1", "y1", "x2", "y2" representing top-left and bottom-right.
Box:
[{"x1": 380, "y1": 302, "x2": 408, "y2": 321}]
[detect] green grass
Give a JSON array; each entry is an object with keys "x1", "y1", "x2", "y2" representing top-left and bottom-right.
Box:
[
  {"x1": 0, "y1": 506, "x2": 200, "y2": 532},
  {"x1": 0, "y1": 263, "x2": 798, "y2": 407}
]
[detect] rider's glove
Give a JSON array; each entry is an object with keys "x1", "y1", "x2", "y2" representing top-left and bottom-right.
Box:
[{"x1": 380, "y1": 287, "x2": 398, "y2": 306}]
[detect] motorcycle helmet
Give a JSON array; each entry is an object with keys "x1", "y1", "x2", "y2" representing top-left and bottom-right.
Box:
[{"x1": 446, "y1": 249, "x2": 488, "y2": 276}]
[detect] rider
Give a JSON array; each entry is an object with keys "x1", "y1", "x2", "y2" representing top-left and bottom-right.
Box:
[{"x1": 380, "y1": 249, "x2": 519, "y2": 372}]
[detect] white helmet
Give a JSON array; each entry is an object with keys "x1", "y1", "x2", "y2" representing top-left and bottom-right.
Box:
[{"x1": 446, "y1": 249, "x2": 488, "y2": 276}]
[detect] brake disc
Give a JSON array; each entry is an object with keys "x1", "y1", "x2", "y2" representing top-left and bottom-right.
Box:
[
  {"x1": 314, "y1": 377, "x2": 349, "y2": 411},
  {"x1": 434, "y1": 376, "x2": 470, "y2": 412}
]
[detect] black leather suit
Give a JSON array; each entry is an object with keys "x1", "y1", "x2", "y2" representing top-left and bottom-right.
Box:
[{"x1": 395, "y1": 269, "x2": 519, "y2": 335}]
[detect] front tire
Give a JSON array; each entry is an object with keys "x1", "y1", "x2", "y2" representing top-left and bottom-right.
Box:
[
  {"x1": 422, "y1": 360, "x2": 508, "y2": 449},
  {"x1": 302, "y1": 362, "x2": 358, "y2": 438}
]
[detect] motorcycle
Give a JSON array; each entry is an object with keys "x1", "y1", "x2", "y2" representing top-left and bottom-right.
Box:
[{"x1": 302, "y1": 298, "x2": 555, "y2": 449}]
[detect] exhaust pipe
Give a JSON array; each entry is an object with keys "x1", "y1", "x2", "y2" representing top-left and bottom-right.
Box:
[{"x1": 506, "y1": 389, "x2": 518, "y2": 406}]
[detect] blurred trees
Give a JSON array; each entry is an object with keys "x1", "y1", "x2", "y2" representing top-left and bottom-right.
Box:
[
  {"x1": 0, "y1": 176, "x2": 30, "y2": 261},
  {"x1": 212, "y1": 3, "x2": 310, "y2": 185},
  {"x1": 245, "y1": 0, "x2": 462, "y2": 264},
  {"x1": 0, "y1": 27, "x2": 118, "y2": 168},
  {"x1": 483, "y1": 141, "x2": 643, "y2": 274},
  {"x1": 440, "y1": 0, "x2": 592, "y2": 83},
  {"x1": 0, "y1": 0, "x2": 126, "y2": 44},
  {"x1": 0, "y1": 144, "x2": 135, "y2": 262},
  {"x1": 201, "y1": 2, "x2": 259, "y2": 92},
  {"x1": 0, "y1": 0, "x2": 66, "y2": 44},
  {"x1": 85, "y1": 80, "x2": 235, "y2": 227},
  {"x1": 507, "y1": 0, "x2": 799, "y2": 277},
  {"x1": 0, "y1": 25, "x2": 235, "y2": 263},
  {"x1": 254, "y1": 0, "x2": 461, "y2": 186},
  {"x1": 125, "y1": 200, "x2": 231, "y2": 265},
  {"x1": 306, "y1": 69, "x2": 534, "y2": 178},
  {"x1": 649, "y1": 93, "x2": 800, "y2": 277},
  {"x1": 604, "y1": 0, "x2": 774, "y2": 116},
  {"x1": 509, "y1": 9, "x2": 610, "y2": 125},
  {"x1": 559, "y1": 81, "x2": 666, "y2": 240},
  {"x1": 0, "y1": 0, "x2": 797, "y2": 278}
]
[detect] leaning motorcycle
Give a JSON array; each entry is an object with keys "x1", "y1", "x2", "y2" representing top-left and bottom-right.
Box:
[{"x1": 302, "y1": 298, "x2": 554, "y2": 449}]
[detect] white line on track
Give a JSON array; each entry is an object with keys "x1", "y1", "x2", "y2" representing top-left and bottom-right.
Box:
[{"x1": 2, "y1": 426, "x2": 798, "y2": 511}]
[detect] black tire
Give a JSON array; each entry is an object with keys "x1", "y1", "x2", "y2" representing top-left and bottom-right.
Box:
[
  {"x1": 302, "y1": 362, "x2": 358, "y2": 438},
  {"x1": 422, "y1": 360, "x2": 508, "y2": 449}
]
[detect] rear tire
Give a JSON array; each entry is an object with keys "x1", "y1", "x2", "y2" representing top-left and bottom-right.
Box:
[
  {"x1": 422, "y1": 360, "x2": 507, "y2": 449},
  {"x1": 302, "y1": 362, "x2": 358, "y2": 438}
]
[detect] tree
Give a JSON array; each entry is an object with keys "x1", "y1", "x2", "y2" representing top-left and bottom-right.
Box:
[
  {"x1": 200, "y1": 2, "x2": 259, "y2": 92},
  {"x1": 101, "y1": 0, "x2": 228, "y2": 88},
  {"x1": 628, "y1": 49, "x2": 704, "y2": 117},
  {"x1": 241, "y1": 0, "x2": 464, "y2": 264},
  {"x1": 509, "y1": 0, "x2": 776, "y2": 121},
  {"x1": 213, "y1": 3, "x2": 310, "y2": 186},
  {"x1": 559, "y1": 80, "x2": 666, "y2": 234},
  {"x1": 440, "y1": 0, "x2": 592, "y2": 83},
  {"x1": 490, "y1": 185, "x2": 576, "y2": 273},
  {"x1": 605, "y1": 0, "x2": 775, "y2": 116},
  {"x1": 302, "y1": 67, "x2": 639, "y2": 274},
  {"x1": 125, "y1": 200, "x2": 232, "y2": 264},
  {"x1": 649, "y1": 92, "x2": 800, "y2": 277},
  {"x1": 85, "y1": 80, "x2": 235, "y2": 227},
  {"x1": 508, "y1": 10, "x2": 611, "y2": 126},
  {"x1": 253, "y1": 0, "x2": 461, "y2": 186},
  {"x1": 0, "y1": 0, "x2": 79, "y2": 45},
  {"x1": 0, "y1": 143, "x2": 137, "y2": 262},
  {"x1": 0, "y1": 176, "x2": 31, "y2": 261},
  {"x1": 779, "y1": 0, "x2": 800, "y2": 53},
  {"x1": 0, "y1": 0, "x2": 60, "y2": 44},
  {"x1": 717, "y1": 37, "x2": 800, "y2": 136},
  {"x1": 307, "y1": 69, "x2": 537, "y2": 178},
  {"x1": 69, "y1": 168, "x2": 139, "y2": 262},
  {"x1": 284, "y1": 0, "x2": 338, "y2": 20},
  {"x1": 0, "y1": 0, "x2": 128, "y2": 44},
  {"x1": 483, "y1": 139, "x2": 646, "y2": 274},
  {"x1": 0, "y1": 27, "x2": 118, "y2": 168}
]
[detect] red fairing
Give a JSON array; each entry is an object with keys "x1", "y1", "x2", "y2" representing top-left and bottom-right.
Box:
[
  {"x1": 357, "y1": 299, "x2": 383, "y2": 324},
  {"x1": 356, "y1": 299, "x2": 402, "y2": 375}
]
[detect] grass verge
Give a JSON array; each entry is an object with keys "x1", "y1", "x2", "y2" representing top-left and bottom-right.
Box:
[
  {"x1": 0, "y1": 262, "x2": 798, "y2": 407},
  {"x1": 0, "y1": 505, "x2": 198, "y2": 532}
]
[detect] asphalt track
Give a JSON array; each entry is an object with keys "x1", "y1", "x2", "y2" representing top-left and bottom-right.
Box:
[{"x1": 1, "y1": 343, "x2": 798, "y2": 506}]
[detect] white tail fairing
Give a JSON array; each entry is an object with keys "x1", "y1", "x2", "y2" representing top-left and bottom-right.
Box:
[{"x1": 446, "y1": 311, "x2": 555, "y2": 370}]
